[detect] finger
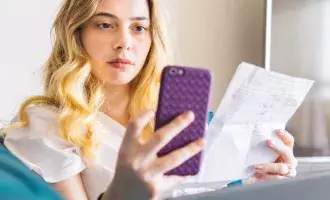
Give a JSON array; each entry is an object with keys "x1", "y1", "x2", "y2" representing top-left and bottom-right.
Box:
[
  {"x1": 275, "y1": 130, "x2": 294, "y2": 149},
  {"x1": 144, "y1": 111, "x2": 195, "y2": 155},
  {"x1": 148, "y1": 139, "x2": 204, "y2": 175},
  {"x1": 253, "y1": 173, "x2": 289, "y2": 181},
  {"x1": 125, "y1": 110, "x2": 155, "y2": 142},
  {"x1": 267, "y1": 139, "x2": 297, "y2": 167},
  {"x1": 253, "y1": 163, "x2": 296, "y2": 177}
]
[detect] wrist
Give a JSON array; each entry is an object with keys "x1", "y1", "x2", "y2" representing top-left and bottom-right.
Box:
[{"x1": 102, "y1": 173, "x2": 151, "y2": 200}]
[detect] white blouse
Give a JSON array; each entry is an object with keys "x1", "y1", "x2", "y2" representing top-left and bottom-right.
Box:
[{"x1": 4, "y1": 105, "x2": 126, "y2": 200}]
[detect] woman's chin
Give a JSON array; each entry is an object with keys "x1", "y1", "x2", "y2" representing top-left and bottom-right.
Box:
[
  {"x1": 102, "y1": 75, "x2": 135, "y2": 86},
  {"x1": 93, "y1": 67, "x2": 140, "y2": 86}
]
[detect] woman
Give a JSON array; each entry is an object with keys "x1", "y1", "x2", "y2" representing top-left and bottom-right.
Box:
[{"x1": 4, "y1": 0, "x2": 297, "y2": 199}]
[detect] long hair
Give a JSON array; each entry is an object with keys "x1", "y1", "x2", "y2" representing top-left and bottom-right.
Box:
[{"x1": 12, "y1": 0, "x2": 169, "y2": 159}]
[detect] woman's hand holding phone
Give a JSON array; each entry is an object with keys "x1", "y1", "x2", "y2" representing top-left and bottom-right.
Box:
[{"x1": 102, "y1": 110, "x2": 204, "y2": 200}]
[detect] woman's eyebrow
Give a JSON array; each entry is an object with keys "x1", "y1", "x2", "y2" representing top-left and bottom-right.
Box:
[{"x1": 93, "y1": 12, "x2": 150, "y2": 21}]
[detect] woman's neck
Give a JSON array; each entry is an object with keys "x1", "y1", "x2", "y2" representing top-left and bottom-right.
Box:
[{"x1": 101, "y1": 83, "x2": 130, "y2": 127}]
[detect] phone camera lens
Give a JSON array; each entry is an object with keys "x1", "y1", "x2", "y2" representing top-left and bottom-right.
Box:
[{"x1": 169, "y1": 68, "x2": 177, "y2": 75}]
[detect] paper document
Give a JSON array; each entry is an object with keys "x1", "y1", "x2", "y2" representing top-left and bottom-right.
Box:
[{"x1": 199, "y1": 62, "x2": 314, "y2": 182}]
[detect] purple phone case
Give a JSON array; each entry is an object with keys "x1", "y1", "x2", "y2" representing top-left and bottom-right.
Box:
[{"x1": 155, "y1": 66, "x2": 212, "y2": 176}]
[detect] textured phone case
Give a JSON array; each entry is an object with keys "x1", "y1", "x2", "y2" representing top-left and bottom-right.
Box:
[{"x1": 155, "y1": 66, "x2": 212, "y2": 176}]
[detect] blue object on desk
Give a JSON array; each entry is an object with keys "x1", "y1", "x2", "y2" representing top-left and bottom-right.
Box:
[
  {"x1": 208, "y1": 111, "x2": 214, "y2": 124},
  {"x1": 227, "y1": 179, "x2": 243, "y2": 187}
]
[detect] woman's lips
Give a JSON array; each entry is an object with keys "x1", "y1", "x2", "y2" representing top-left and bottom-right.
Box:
[{"x1": 108, "y1": 58, "x2": 135, "y2": 69}]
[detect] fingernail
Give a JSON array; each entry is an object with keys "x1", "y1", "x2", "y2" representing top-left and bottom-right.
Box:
[
  {"x1": 186, "y1": 111, "x2": 195, "y2": 120},
  {"x1": 254, "y1": 165, "x2": 263, "y2": 170},
  {"x1": 268, "y1": 140, "x2": 276, "y2": 147},
  {"x1": 196, "y1": 139, "x2": 205, "y2": 147},
  {"x1": 276, "y1": 130, "x2": 284, "y2": 137},
  {"x1": 254, "y1": 173, "x2": 262, "y2": 179}
]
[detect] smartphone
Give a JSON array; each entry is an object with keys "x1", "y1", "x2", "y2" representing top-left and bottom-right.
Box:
[{"x1": 155, "y1": 65, "x2": 212, "y2": 176}]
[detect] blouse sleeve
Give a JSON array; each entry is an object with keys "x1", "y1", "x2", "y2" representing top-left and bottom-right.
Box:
[{"x1": 4, "y1": 106, "x2": 86, "y2": 183}]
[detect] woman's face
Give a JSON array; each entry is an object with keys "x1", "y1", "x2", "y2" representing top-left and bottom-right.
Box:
[{"x1": 81, "y1": 0, "x2": 152, "y2": 85}]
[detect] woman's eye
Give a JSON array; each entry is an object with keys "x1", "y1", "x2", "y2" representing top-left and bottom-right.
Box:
[
  {"x1": 134, "y1": 26, "x2": 147, "y2": 32},
  {"x1": 97, "y1": 23, "x2": 113, "y2": 30}
]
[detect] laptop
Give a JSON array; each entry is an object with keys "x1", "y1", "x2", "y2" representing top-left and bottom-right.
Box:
[{"x1": 167, "y1": 171, "x2": 330, "y2": 200}]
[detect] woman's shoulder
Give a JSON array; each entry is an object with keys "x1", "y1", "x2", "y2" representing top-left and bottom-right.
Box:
[
  {"x1": 4, "y1": 104, "x2": 86, "y2": 183},
  {"x1": 13, "y1": 104, "x2": 58, "y2": 125},
  {"x1": 6, "y1": 104, "x2": 60, "y2": 138},
  {"x1": 22, "y1": 104, "x2": 58, "y2": 122}
]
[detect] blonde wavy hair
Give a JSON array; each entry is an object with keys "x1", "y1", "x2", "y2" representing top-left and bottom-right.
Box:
[{"x1": 11, "y1": 0, "x2": 169, "y2": 159}]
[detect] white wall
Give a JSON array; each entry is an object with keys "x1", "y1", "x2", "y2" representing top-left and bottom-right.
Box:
[
  {"x1": 0, "y1": 0, "x2": 62, "y2": 123},
  {"x1": 270, "y1": 0, "x2": 330, "y2": 82},
  {"x1": 163, "y1": 0, "x2": 266, "y2": 110},
  {"x1": 271, "y1": 0, "x2": 330, "y2": 100},
  {"x1": 0, "y1": 0, "x2": 266, "y2": 123},
  {"x1": 270, "y1": 0, "x2": 330, "y2": 156}
]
